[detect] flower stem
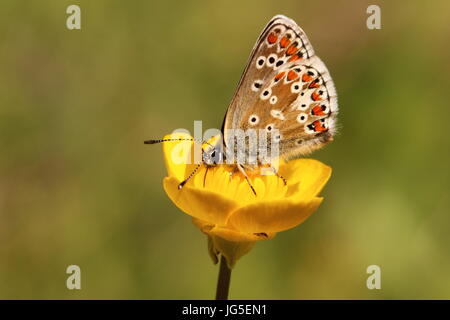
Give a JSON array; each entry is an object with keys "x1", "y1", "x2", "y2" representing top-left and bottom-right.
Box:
[{"x1": 215, "y1": 255, "x2": 231, "y2": 300}]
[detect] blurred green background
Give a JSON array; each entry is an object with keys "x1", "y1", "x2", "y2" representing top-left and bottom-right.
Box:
[{"x1": 0, "y1": 0, "x2": 449, "y2": 299}]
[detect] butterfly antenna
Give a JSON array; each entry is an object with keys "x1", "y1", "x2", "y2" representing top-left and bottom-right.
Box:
[
  {"x1": 237, "y1": 164, "x2": 257, "y2": 196},
  {"x1": 144, "y1": 138, "x2": 215, "y2": 150},
  {"x1": 178, "y1": 164, "x2": 202, "y2": 190},
  {"x1": 144, "y1": 138, "x2": 195, "y2": 144}
]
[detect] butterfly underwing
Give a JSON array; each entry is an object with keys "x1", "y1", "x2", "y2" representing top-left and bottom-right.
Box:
[{"x1": 222, "y1": 14, "x2": 338, "y2": 162}]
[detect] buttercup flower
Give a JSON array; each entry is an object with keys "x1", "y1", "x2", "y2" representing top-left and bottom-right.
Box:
[{"x1": 161, "y1": 133, "x2": 332, "y2": 269}]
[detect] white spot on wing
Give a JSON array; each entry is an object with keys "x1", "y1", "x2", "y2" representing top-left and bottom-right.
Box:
[
  {"x1": 251, "y1": 80, "x2": 263, "y2": 92},
  {"x1": 256, "y1": 56, "x2": 266, "y2": 69},
  {"x1": 248, "y1": 114, "x2": 260, "y2": 126},
  {"x1": 270, "y1": 96, "x2": 278, "y2": 104},
  {"x1": 291, "y1": 81, "x2": 301, "y2": 93},
  {"x1": 305, "y1": 123, "x2": 315, "y2": 134},
  {"x1": 266, "y1": 123, "x2": 275, "y2": 132},
  {"x1": 270, "y1": 109, "x2": 285, "y2": 120},
  {"x1": 266, "y1": 54, "x2": 278, "y2": 67},
  {"x1": 260, "y1": 88, "x2": 272, "y2": 100},
  {"x1": 297, "y1": 113, "x2": 308, "y2": 123}
]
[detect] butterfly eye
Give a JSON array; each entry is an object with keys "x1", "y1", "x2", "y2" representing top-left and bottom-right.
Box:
[
  {"x1": 248, "y1": 115, "x2": 260, "y2": 126},
  {"x1": 297, "y1": 113, "x2": 308, "y2": 123},
  {"x1": 291, "y1": 81, "x2": 302, "y2": 93},
  {"x1": 266, "y1": 54, "x2": 278, "y2": 67},
  {"x1": 260, "y1": 88, "x2": 272, "y2": 100},
  {"x1": 256, "y1": 56, "x2": 266, "y2": 69},
  {"x1": 296, "y1": 139, "x2": 304, "y2": 145},
  {"x1": 269, "y1": 95, "x2": 278, "y2": 105}
]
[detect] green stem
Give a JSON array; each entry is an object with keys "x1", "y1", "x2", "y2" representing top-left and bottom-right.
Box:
[{"x1": 215, "y1": 255, "x2": 232, "y2": 300}]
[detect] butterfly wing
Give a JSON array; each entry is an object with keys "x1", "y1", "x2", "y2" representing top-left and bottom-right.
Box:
[{"x1": 222, "y1": 15, "x2": 338, "y2": 160}]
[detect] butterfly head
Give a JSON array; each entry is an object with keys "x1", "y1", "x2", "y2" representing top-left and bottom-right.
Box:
[{"x1": 202, "y1": 138, "x2": 224, "y2": 166}]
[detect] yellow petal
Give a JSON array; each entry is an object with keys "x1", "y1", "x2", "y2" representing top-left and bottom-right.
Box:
[
  {"x1": 162, "y1": 133, "x2": 192, "y2": 181},
  {"x1": 192, "y1": 218, "x2": 275, "y2": 267},
  {"x1": 207, "y1": 227, "x2": 257, "y2": 269},
  {"x1": 227, "y1": 197, "x2": 323, "y2": 234},
  {"x1": 279, "y1": 159, "x2": 332, "y2": 200},
  {"x1": 163, "y1": 177, "x2": 238, "y2": 226},
  {"x1": 191, "y1": 218, "x2": 219, "y2": 264},
  {"x1": 192, "y1": 217, "x2": 275, "y2": 241},
  {"x1": 191, "y1": 217, "x2": 214, "y2": 232}
]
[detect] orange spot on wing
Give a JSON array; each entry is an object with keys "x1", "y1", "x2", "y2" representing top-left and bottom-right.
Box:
[
  {"x1": 313, "y1": 120, "x2": 327, "y2": 132},
  {"x1": 274, "y1": 72, "x2": 285, "y2": 81},
  {"x1": 288, "y1": 54, "x2": 302, "y2": 62},
  {"x1": 286, "y1": 45, "x2": 298, "y2": 56},
  {"x1": 308, "y1": 80, "x2": 320, "y2": 88},
  {"x1": 287, "y1": 70, "x2": 298, "y2": 81},
  {"x1": 267, "y1": 33, "x2": 278, "y2": 44},
  {"x1": 280, "y1": 36, "x2": 291, "y2": 48},
  {"x1": 311, "y1": 91, "x2": 322, "y2": 101},
  {"x1": 302, "y1": 74, "x2": 313, "y2": 82},
  {"x1": 312, "y1": 105, "x2": 326, "y2": 116}
]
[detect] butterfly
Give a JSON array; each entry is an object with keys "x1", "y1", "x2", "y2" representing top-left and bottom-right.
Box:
[{"x1": 145, "y1": 15, "x2": 338, "y2": 195}]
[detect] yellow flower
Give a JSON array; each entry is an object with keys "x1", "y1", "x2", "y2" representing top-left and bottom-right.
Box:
[{"x1": 161, "y1": 133, "x2": 332, "y2": 268}]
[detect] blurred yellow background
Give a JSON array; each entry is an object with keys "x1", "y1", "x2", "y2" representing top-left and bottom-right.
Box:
[{"x1": 0, "y1": 0, "x2": 449, "y2": 299}]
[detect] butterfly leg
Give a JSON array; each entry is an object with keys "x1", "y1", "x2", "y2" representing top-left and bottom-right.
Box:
[
  {"x1": 237, "y1": 164, "x2": 257, "y2": 196},
  {"x1": 228, "y1": 166, "x2": 239, "y2": 182},
  {"x1": 203, "y1": 166, "x2": 209, "y2": 188},
  {"x1": 271, "y1": 166, "x2": 287, "y2": 186}
]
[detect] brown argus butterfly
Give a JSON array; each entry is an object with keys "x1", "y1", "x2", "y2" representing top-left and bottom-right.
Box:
[{"x1": 146, "y1": 15, "x2": 338, "y2": 195}]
